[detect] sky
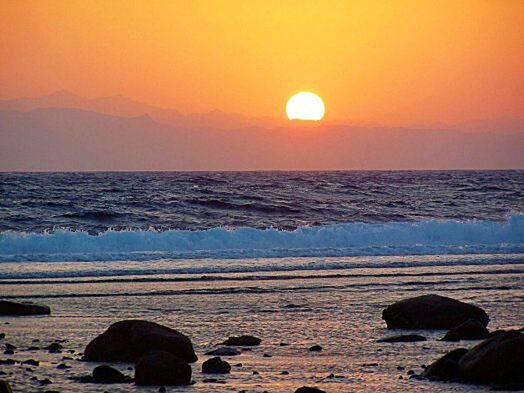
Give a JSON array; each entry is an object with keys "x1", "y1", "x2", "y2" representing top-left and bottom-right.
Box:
[{"x1": 1, "y1": 0, "x2": 524, "y2": 126}]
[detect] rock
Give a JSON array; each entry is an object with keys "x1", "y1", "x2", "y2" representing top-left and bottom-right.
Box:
[
  {"x1": 21, "y1": 359, "x2": 39, "y2": 366},
  {"x1": 0, "y1": 380, "x2": 13, "y2": 393},
  {"x1": 0, "y1": 359, "x2": 14, "y2": 365},
  {"x1": 92, "y1": 365, "x2": 132, "y2": 383},
  {"x1": 159, "y1": 387, "x2": 166, "y2": 393},
  {"x1": 205, "y1": 347, "x2": 241, "y2": 356},
  {"x1": 202, "y1": 357, "x2": 231, "y2": 374},
  {"x1": 4, "y1": 344, "x2": 15, "y2": 351},
  {"x1": 0, "y1": 334, "x2": 4, "y2": 339},
  {"x1": 263, "y1": 353, "x2": 272, "y2": 357},
  {"x1": 224, "y1": 335, "x2": 261, "y2": 346},
  {"x1": 134, "y1": 350, "x2": 191, "y2": 386},
  {"x1": 27, "y1": 346, "x2": 39, "y2": 351},
  {"x1": 56, "y1": 363, "x2": 71, "y2": 369},
  {"x1": 309, "y1": 345, "x2": 322, "y2": 352},
  {"x1": 378, "y1": 334, "x2": 427, "y2": 343},
  {"x1": 458, "y1": 330, "x2": 524, "y2": 385},
  {"x1": 423, "y1": 348, "x2": 468, "y2": 381},
  {"x1": 39, "y1": 378, "x2": 52, "y2": 385},
  {"x1": 0, "y1": 301, "x2": 50, "y2": 316},
  {"x1": 281, "y1": 370, "x2": 289, "y2": 375},
  {"x1": 295, "y1": 387, "x2": 326, "y2": 393},
  {"x1": 83, "y1": 320, "x2": 197, "y2": 363},
  {"x1": 382, "y1": 294, "x2": 489, "y2": 329},
  {"x1": 46, "y1": 343, "x2": 62, "y2": 353},
  {"x1": 3, "y1": 350, "x2": 13, "y2": 355},
  {"x1": 442, "y1": 319, "x2": 490, "y2": 341}
]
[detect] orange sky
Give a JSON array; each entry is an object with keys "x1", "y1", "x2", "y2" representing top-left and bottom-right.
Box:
[{"x1": 1, "y1": 0, "x2": 523, "y2": 126}]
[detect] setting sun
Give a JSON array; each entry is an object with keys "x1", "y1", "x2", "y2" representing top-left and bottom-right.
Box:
[{"x1": 286, "y1": 92, "x2": 325, "y2": 121}]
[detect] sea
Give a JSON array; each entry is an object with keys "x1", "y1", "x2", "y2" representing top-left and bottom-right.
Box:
[{"x1": 1, "y1": 170, "x2": 523, "y2": 392}]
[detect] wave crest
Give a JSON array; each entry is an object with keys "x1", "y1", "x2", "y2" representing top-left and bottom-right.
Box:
[{"x1": 1, "y1": 215, "x2": 523, "y2": 262}]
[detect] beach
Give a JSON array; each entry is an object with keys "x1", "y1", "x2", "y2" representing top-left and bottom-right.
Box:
[{"x1": 1, "y1": 254, "x2": 523, "y2": 392}]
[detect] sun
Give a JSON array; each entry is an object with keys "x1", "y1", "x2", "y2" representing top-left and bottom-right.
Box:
[{"x1": 286, "y1": 92, "x2": 325, "y2": 121}]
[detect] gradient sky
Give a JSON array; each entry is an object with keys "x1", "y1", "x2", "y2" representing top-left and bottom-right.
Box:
[{"x1": 1, "y1": 0, "x2": 523, "y2": 126}]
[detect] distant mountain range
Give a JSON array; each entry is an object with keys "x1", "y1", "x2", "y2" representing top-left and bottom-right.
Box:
[
  {"x1": 2, "y1": 91, "x2": 524, "y2": 132},
  {"x1": 1, "y1": 104, "x2": 523, "y2": 171}
]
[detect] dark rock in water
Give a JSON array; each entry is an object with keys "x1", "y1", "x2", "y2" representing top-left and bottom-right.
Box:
[
  {"x1": 4, "y1": 344, "x2": 15, "y2": 351},
  {"x1": 281, "y1": 370, "x2": 289, "y2": 375},
  {"x1": 0, "y1": 301, "x2": 50, "y2": 316},
  {"x1": 27, "y1": 346, "x2": 39, "y2": 351},
  {"x1": 382, "y1": 294, "x2": 489, "y2": 329},
  {"x1": 83, "y1": 320, "x2": 197, "y2": 363},
  {"x1": 92, "y1": 365, "x2": 132, "y2": 383},
  {"x1": 309, "y1": 345, "x2": 322, "y2": 352},
  {"x1": 134, "y1": 350, "x2": 191, "y2": 386},
  {"x1": 205, "y1": 347, "x2": 241, "y2": 356},
  {"x1": 458, "y1": 330, "x2": 524, "y2": 385},
  {"x1": 224, "y1": 335, "x2": 261, "y2": 346},
  {"x1": 263, "y1": 353, "x2": 272, "y2": 357},
  {"x1": 0, "y1": 380, "x2": 13, "y2": 393},
  {"x1": 283, "y1": 303, "x2": 302, "y2": 308},
  {"x1": 21, "y1": 359, "x2": 39, "y2": 366},
  {"x1": 295, "y1": 387, "x2": 326, "y2": 393},
  {"x1": 39, "y1": 378, "x2": 52, "y2": 385},
  {"x1": 0, "y1": 359, "x2": 15, "y2": 365},
  {"x1": 442, "y1": 319, "x2": 490, "y2": 341},
  {"x1": 3, "y1": 350, "x2": 13, "y2": 355},
  {"x1": 423, "y1": 348, "x2": 468, "y2": 381},
  {"x1": 378, "y1": 334, "x2": 426, "y2": 343},
  {"x1": 46, "y1": 343, "x2": 63, "y2": 353},
  {"x1": 56, "y1": 363, "x2": 71, "y2": 369},
  {"x1": 0, "y1": 334, "x2": 4, "y2": 339},
  {"x1": 158, "y1": 387, "x2": 166, "y2": 393},
  {"x1": 202, "y1": 357, "x2": 231, "y2": 374}
]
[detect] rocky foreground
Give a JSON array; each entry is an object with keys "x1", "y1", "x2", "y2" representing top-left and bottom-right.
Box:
[{"x1": 0, "y1": 295, "x2": 522, "y2": 392}]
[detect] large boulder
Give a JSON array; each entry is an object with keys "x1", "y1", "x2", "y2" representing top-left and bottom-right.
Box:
[
  {"x1": 442, "y1": 319, "x2": 490, "y2": 341},
  {"x1": 422, "y1": 348, "x2": 468, "y2": 381},
  {"x1": 0, "y1": 300, "x2": 50, "y2": 316},
  {"x1": 457, "y1": 330, "x2": 524, "y2": 385},
  {"x1": 202, "y1": 357, "x2": 231, "y2": 374},
  {"x1": 134, "y1": 350, "x2": 192, "y2": 386},
  {"x1": 83, "y1": 320, "x2": 197, "y2": 363},
  {"x1": 382, "y1": 294, "x2": 489, "y2": 329}
]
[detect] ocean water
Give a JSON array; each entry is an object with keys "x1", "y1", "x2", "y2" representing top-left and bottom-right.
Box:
[{"x1": 1, "y1": 171, "x2": 523, "y2": 392}]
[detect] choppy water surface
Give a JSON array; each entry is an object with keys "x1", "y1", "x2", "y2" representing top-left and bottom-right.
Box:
[{"x1": 1, "y1": 171, "x2": 523, "y2": 263}]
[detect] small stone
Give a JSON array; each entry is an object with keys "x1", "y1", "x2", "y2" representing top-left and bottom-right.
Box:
[
  {"x1": 224, "y1": 335, "x2": 261, "y2": 346},
  {"x1": 21, "y1": 359, "x2": 39, "y2": 366},
  {"x1": 407, "y1": 370, "x2": 415, "y2": 375},
  {"x1": 40, "y1": 378, "x2": 52, "y2": 385},
  {"x1": 57, "y1": 363, "x2": 70, "y2": 369},
  {"x1": 3, "y1": 350, "x2": 13, "y2": 355},
  {"x1": 4, "y1": 344, "x2": 15, "y2": 350},
  {"x1": 46, "y1": 343, "x2": 63, "y2": 353},
  {"x1": 263, "y1": 353, "x2": 272, "y2": 357},
  {"x1": 159, "y1": 387, "x2": 166, "y2": 393},
  {"x1": 202, "y1": 357, "x2": 231, "y2": 374},
  {"x1": 252, "y1": 371, "x2": 259, "y2": 375},
  {"x1": 309, "y1": 345, "x2": 322, "y2": 352},
  {"x1": 281, "y1": 371, "x2": 289, "y2": 375}
]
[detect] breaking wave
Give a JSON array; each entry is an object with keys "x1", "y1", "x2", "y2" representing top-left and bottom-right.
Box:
[{"x1": 1, "y1": 215, "x2": 523, "y2": 263}]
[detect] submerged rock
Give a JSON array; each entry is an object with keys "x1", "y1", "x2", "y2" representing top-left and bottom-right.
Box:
[
  {"x1": 442, "y1": 319, "x2": 490, "y2": 341},
  {"x1": 378, "y1": 334, "x2": 426, "y2": 343},
  {"x1": 83, "y1": 320, "x2": 197, "y2": 363},
  {"x1": 92, "y1": 365, "x2": 132, "y2": 383},
  {"x1": 224, "y1": 335, "x2": 261, "y2": 346},
  {"x1": 134, "y1": 350, "x2": 192, "y2": 386},
  {"x1": 0, "y1": 301, "x2": 50, "y2": 316},
  {"x1": 309, "y1": 345, "x2": 323, "y2": 352},
  {"x1": 202, "y1": 357, "x2": 231, "y2": 374},
  {"x1": 382, "y1": 294, "x2": 489, "y2": 329}
]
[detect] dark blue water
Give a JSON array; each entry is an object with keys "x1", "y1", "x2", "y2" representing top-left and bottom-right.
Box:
[
  {"x1": 1, "y1": 171, "x2": 522, "y2": 233},
  {"x1": 0, "y1": 171, "x2": 523, "y2": 262}
]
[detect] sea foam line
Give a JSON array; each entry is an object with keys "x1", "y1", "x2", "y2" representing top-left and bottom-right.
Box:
[{"x1": 0, "y1": 215, "x2": 523, "y2": 262}]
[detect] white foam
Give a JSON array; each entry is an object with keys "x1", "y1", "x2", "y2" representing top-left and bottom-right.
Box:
[{"x1": 1, "y1": 215, "x2": 523, "y2": 262}]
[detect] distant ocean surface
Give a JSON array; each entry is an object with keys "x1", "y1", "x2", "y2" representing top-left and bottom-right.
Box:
[{"x1": 1, "y1": 171, "x2": 523, "y2": 266}]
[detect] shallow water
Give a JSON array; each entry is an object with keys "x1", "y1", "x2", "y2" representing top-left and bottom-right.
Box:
[{"x1": 1, "y1": 254, "x2": 523, "y2": 392}]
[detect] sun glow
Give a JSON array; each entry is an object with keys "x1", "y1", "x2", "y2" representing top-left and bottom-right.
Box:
[{"x1": 286, "y1": 92, "x2": 325, "y2": 121}]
